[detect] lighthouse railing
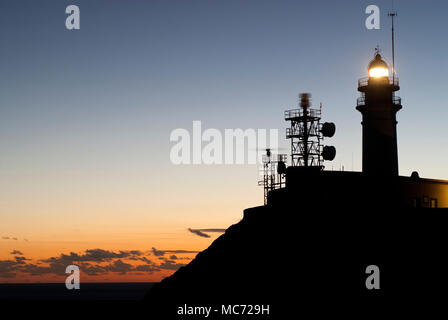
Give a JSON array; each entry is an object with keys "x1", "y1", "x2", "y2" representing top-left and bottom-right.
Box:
[
  {"x1": 356, "y1": 95, "x2": 401, "y2": 107},
  {"x1": 358, "y1": 76, "x2": 399, "y2": 88},
  {"x1": 284, "y1": 108, "x2": 321, "y2": 120}
]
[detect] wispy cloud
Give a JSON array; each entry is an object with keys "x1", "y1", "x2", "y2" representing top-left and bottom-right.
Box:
[
  {"x1": 2, "y1": 236, "x2": 27, "y2": 241},
  {"x1": 188, "y1": 228, "x2": 226, "y2": 238},
  {"x1": 151, "y1": 247, "x2": 199, "y2": 257}
]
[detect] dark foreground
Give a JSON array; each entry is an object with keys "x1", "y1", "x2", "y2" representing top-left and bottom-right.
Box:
[
  {"x1": 0, "y1": 283, "x2": 155, "y2": 317},
  {"x1": 144, "y1": 206, "x2": 448, "y2": 319},
  {"x1": 0, "y1": 282, "x2": 154, "y2": 301},
  {"x1": 3, "y1": 207, "x2": 448, "y2": 319}
]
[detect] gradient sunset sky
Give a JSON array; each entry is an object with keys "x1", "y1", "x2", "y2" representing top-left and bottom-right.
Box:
[{"x1": 1, "y1": 0, "x2": 447, "y2": 282}]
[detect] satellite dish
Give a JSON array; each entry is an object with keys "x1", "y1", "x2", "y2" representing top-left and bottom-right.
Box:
[
  {"x1": 321, "y1": 122, "x2": 336, "y2": 137},
  {"x1": 277, "y1": 161, "x2": 286, "y2": 174},
  {"x1": 322, "y1": 146, "x2": 336, "y2": 161}
]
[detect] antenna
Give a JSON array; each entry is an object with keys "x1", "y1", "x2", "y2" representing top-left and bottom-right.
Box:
[
  {"x1": 258, "y1": 148, "x2": 287, "y2": 205},
  {"x1": 375, "y1": 44, "x2": 381, "y2": 55},
  {"x1": 388, "y1": 6, "x2": 397, "y2": 82},
  {"x1": 285, "y1": 93, "x2": 336, "y2": 167}
]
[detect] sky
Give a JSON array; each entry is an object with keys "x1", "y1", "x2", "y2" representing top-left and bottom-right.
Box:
[{"x1": 0, "y1": 0, "x2": 447, "y2": 282}]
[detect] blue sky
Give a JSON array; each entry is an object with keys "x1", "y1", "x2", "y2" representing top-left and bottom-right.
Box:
[
  {"x1": 0, "y1": 1, "x2": 447, "y2": 273},
  {"x1": 1, "y1": 0, "x2": 447, "y2": 177}
]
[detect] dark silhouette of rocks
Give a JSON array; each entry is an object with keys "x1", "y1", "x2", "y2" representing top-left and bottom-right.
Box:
[{"x1": 144, "y1": 172, "x2": 448, "y2": 317}]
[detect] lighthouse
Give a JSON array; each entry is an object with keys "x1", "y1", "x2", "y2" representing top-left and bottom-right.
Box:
[{"x1": 356, "y1": 51, "x2": 402, "y2": 176}]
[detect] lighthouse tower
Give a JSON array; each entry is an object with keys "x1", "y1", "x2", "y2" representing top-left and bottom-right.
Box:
[{"x1": 356, "y1": 51, "x2": 402, "y2": 176}]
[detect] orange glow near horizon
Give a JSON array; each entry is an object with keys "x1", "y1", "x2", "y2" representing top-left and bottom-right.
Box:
[
  {"x1": 0, "y1": 258, "x2": 194, "y2": 283},
  {"x1": 0, "y1": 240, "x2": 210, "y2": 283},
  {"x1": 0, "y1": 164, "x2": 258, "y2": 283}
]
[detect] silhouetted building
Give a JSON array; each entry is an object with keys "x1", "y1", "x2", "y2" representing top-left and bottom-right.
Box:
[
  {"x1": 146, "y1": 51, "x2": 448, "y2": 318},
  {"x1": 266, "y1": 50, "x2": 448, "y2": 208},
  {"x1": 357, "y1": 53, "x2": 401, "y2": 176}
]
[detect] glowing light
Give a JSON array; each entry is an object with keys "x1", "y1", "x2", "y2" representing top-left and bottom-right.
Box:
[{"x1": 369, "y1": 67, "x2": 389, "y2": 78}]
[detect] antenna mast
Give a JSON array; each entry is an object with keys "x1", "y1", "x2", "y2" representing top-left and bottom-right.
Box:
[
  {"x1": 388, "y1": 3, "x2": 397, "y2": 82},
  {"x1": 285, "y1": 93, "x2": 336, "y2": 168},
  {"x1": 257, "y1": 149, "x2": 287, "y2": 205}
]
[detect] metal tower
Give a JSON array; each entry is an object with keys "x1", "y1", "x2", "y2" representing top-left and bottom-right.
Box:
[
  {"x1": 258, "y1": 149, "x2": 287, "y2": 205},
  {"x1": 258, "y1": 93, "x2": 335, "y2": 204},
  {"x1": 285, "y1": 93, "x2": 335, "y2": 167}
]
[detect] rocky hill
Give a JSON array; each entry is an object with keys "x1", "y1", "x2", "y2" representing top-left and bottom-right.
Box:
[{"x1": 145, "y1": 194, "x2": 448, "y2": 318}]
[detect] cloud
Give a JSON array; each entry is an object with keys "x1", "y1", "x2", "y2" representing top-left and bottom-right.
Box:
[
  {"x1": 103, "y1": 260, "x2": 134, "y2": 274},
  {"x1": 138, "y1": 256, "x2": 153, "y2": 263},
  {"x1": 158, "y1": 260, "x2": 186, "y2": 270},
  {"x1": 135, "y1": 264, "x2": 160, "y2": 272},
  {"x1": 151, "y1": 247, "x2": 198, "y2": 257},
  {"x1": 0, "y1": 247, "x2": 195, "y2": 279},
  {"x1": 14, "y1": 256, "x2": 28, "y2": 264},
  {"x1": 41, "y1": 249, "x2": 144, "y2": 263},
  {"x1": 19, "y1": 263, "x2": 53, "y2": 276},
  {"x1": 1, "y1": 236, "x2": 27, "y2": 241},
  {"x1": 0, "y1": 259, "x2": 20, "y2": 278},
  {"x1": 188, "y1": 229, "x2": 210, "y2": 238},
  {"x1": 79, "y1": 259, "x2": 160, "y2": 275},
  {"x1": 188, "y1": 228, "x2": 226, "y2": 238},
  {"x1": 78, "y1": 263, "x2": 105, "y2": 276}
]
